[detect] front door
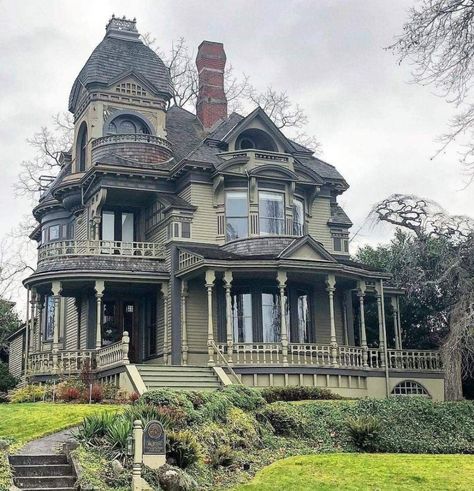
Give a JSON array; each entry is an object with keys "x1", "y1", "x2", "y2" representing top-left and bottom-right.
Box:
[{"x1": 102, "y1": 299, "x2": 139, "y2": 363}]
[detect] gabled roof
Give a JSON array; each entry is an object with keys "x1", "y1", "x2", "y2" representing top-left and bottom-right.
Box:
[
  {"x1": 218, "y1": 107, "x2": 297, "y2": 153},
  {"x1": 278, "y1": 235, "x2": 337, "y2": 262}
]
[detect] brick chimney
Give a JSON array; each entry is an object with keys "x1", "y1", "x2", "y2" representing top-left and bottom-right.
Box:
[{"x1": 196, "y1": 41, "x2": 227, "y2": 130}]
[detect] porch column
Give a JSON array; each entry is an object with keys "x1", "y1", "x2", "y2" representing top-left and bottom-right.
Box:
[
  {"x1": 223, "y1": 271, "x2": 234, "y2": 364},
  {"x1": 36, "y1": 296, "x2": 44, "y2": 352},
  {"x1": 29, "y1": 289, "x2": 36, "y2": 352},
  {"x1": 357, "y1": 280, "x2": 368, "y2": 368},
  {"x1": 391, "y1": 297, "x2": 400, "y2": 350},
  {"x1": 397, "y1": 296, "x2": 403, "y2": 349},
  {"x1": 205, "y1": 270, "x2": 216, "y2": 366},
  {"x1": 326, "y1": 273, "x2": 338, "y2": 367},
  {"x1": 94, "y1": 280, "x2": 105, "y2": 350},
  {"x1": 181, "y1": 280, "x2": 189, "y2": 366},
  {"x1": 51, "y1": 281, "x2": 62, "y2": 369},
  {"x1": 75, "y1": 297, "x2": 82, "y2": 350},
  {"x1": 162, "y1": 283, "x2": 169, "y2": 365},
  {"x1": 277, "y1": 271, "x2": 288, "y2": 366},
  {"x1": 375, "y1": 280, "x2": 386, "y2": 367}
]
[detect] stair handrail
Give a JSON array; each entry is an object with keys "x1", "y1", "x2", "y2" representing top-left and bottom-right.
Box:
[{"x1": 210, "y1": 340, "x2": 242, "y2": 385}]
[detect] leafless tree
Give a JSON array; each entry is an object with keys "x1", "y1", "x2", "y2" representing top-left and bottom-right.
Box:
[
  {"x1": 373, "y1": 194, "x2": 474, "y2": 399},
  {"x1": 390, "y1": 0, "x2": 474, "y2": 180},
  {"x1": 143, "y1": 34, "x2": 320, "y2": 151},
  {"x1": 15, "y1": 113, "x2": 73, "y2": 200}
]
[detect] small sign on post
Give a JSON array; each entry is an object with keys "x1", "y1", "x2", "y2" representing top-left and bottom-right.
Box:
[{"x1": 142, "y1": 420, "x2": 166, "y2": 469}]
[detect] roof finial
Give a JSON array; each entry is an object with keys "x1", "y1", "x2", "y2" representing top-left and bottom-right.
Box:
[{"x1": 105, "y1": 15, "x2": 140, "y2": 41}]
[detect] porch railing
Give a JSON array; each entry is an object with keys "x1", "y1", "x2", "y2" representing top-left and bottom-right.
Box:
[
  {"x1": 213, "y1": 343, "x2": 443, "y2": 371},
  {"x1": 96, "y1": 331, "x2": 130, "y2": 370},
  {"x1": 28, "y1": 350, "x2": 96, "y2": 376},
  {"x1": 38, "y1": 240, "x2": 165, "y2": 261}
]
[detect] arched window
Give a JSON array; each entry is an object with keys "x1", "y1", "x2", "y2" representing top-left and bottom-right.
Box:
[
  {"x1": 391, "y1": 380, "x2": 430, "y2": 397},
  {"x1": 236, "y1": 129, "x2": 277, "y2": 152},
  {"x1": 107, "y1": 114, "x2": 151, "y2": 135},
  {"x1": 76, "y1": 122, "x2": 88, "y2": 172}
]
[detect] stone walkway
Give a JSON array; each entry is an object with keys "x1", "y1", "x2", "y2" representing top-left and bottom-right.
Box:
[{"x1": 16, "y1": 428, "x2": 77, "y2": 455}]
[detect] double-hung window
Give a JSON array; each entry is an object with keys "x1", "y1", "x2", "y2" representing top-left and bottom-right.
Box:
[
  {"x1": 293, "y1": 197, "x2": 304, "y2": 236},
  {"x1": 226, "y1": 191, "x2": 248, "y2": 241},
  {"x1": 259, "y1": 191, "x2": 285, "y2": 235}
]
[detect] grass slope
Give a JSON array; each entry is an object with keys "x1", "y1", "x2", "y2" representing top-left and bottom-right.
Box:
[
  {"x1": 235, "y1": 453, "x2": 474, "y2": 491},
  {"x1": 0, "y1": 403, "x2": 120, "y2": 449}
]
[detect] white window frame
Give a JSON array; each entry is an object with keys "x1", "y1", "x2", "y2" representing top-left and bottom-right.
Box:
[
  {"x1": 225, "y1": 191, "x2": 249, "y2": 241},
  {"x1": 259, "y1": 190, "x2": 285, "y2": 236}
]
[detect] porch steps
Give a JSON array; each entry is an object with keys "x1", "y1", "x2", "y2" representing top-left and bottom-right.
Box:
[
  {"x1": 9, "y1": 454, "x2": 77, "y2": 490},
  {"x1": 136, "y1": 365, "x2": 222, "y2": 391}
]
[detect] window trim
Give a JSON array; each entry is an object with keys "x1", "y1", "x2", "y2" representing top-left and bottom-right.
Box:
[
  {"x1": 259, "y1": 190, "x2": 285, "y2": 236},
  {"x1": 225, "y1": 190, "x2": 249, "y2": 242}
]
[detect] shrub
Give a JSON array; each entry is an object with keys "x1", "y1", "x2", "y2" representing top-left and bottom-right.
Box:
[
  {"x1": 124, "y1": 402, "x2": 172, "y2": 428},
  {"x1": 166, "y1": 430, "x2": 202, "y2": 469},
  {"x1": 225, "y1": 407, "x2": 261, "y2": 449},
  {"x1": 257, "y1": 402, "x2": 306, "y2": 437},
  {"x1": 0, "y1": 392, "x2": 9, "y2": 404},
  {"x1": 346, "y1": 415, "x2": 381, "y2": 452},
  {"x1": 8, "y1": 384, "x2": 47, "y2": 403},
  {"x1": 102, "y1": 383, "x2": 118, "y2": 401},
  {"x1": 261, "y1": 386, "x2": 342, "y2": 403},
  {"x1": 56, "y1": 379, "x2": 85, "y2": 402},
  {"x1": 129, "y1": 391, "x2": 140, "y2": 404},
  {"x1": 76, "y1": 411, "x2": 118, "y2": 444},
  {"x1": 140, "y1": 388, "x2": 197, "y2": 422},
  {"x1": 89, "y1": 384, "x2": 103, "y2": 403},
  {"x1": 209, "y1": 444, "x2": 234, "y2": 468},
  {"x1": 0, "y1": 363, "x2": 17, "y2": 392},
  {"x1": 199, "y1": 391, "x2": 233, "y2": 422},
  {"x1": 221, "y1": 385, "x2": 266, "y2": 411},
  {"x1": 105, "y1": 417, "x2": 133, "y2": 452}
]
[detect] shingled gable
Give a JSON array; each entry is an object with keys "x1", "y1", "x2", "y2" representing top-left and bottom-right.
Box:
[
  {"x1": 218, "y1": 106, "x2": 298, "y2": 153},
  {"x1": 278, "y1": 235, "x2": 337, "y2": 262}
]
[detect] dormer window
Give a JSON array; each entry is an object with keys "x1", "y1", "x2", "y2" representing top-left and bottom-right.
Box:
[
  {"x1": 107, "y1": 114, "x2": 151, "y2": 135},
  {"x1": 236, "y1": 128, "x2": 277, "y2": 152}
]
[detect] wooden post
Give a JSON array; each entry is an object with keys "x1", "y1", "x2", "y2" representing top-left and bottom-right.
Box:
[
  {"x1": 397, "y1": 296, "x2": 403, "y2": 349},
  {"x1": 277, "y1": 270, "x2": 289, "y2": 366},
  {"x1": 161, "y1": 283, "x2": 169, "y2": 365},
  {"x1": 51, "y1": 281, "x2": 62, "y2": 371},
  {"x1": 357, "y1": 280, "x2": 368, "y2": 368},
  {"x1": 25, "y1": 288, "x2": 30, "y2": 375},
  {"x1": 36, "y1": 296, "x2": 44, "y2": 352},
  {"x1": 122, "y1": 331, "x2": 130, "y2": 364},
  {"x1": 375, "y1": 280, "x2": 386, "y2": 368},
  {"x1": 94, "y1": 280, "x2": 105, "y2": 350},
  {"x1": 391, "y1": 296, "x2": 400, "y2": 350},
  {"x1": 326, "y1": 273, "x2": 338, "y2": 367},
  {"x1": 205, "y1": 270, "x2": 216, "y2": 366},
  {"x1": 223, "y1": 270, "x2": 233, "y2": 365},
  {"x1": 29, "y1": 289, "x2": 36, "y2": 352},
  {"x1": 131, "y1": 419, "x2": 143, "y2": 491},
  {"x1": 181, "y1": 280, "x2": 189, "y2": 366}
]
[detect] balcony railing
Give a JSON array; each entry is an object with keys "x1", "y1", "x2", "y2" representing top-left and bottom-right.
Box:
[
  {"x1": 214, "y1": 343, "x2": 443, "y2": 371},
  {"x1": 92, "y1": 133, "x2": 172, "y2": 150},
  {"x1": 28, "y1": 350, "x2": 96, "y2": 376},
  {"x1": 38, "y1": 240, "x2": 165, "y2": 261}
]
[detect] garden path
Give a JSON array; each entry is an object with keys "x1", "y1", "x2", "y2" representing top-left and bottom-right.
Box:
[{"x1": 16, "y1": 427, "x2": 77, "y2": 455}]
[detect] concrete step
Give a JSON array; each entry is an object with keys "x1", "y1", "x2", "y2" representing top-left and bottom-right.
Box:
[
  {"x1": 139, "y1": 373, "x2": 218, "y2": 380},
  {"x1": 137, "y1": 365, "x2": 213, "y2": 372},
  {"x1": 13, "y1": 464, "x2": 73, "y2": 477},
  {"x1": 13, "y1": 476, "x2": 76, "y2": 489},
  {"x1": 10, "y1": 455, "x2": 68, "y2": 466},
  {"x1": 144, "y1": 379, "x2": 220, "y2": 386}
]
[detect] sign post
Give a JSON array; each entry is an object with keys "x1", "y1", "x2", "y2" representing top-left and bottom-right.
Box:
[{"x1": 142, "y1": 420, "x2": 166, "y2": 469}]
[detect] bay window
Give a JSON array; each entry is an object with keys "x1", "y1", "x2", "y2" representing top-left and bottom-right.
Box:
[
  {"x1": 259, "y1": 191, "x2": 285, "y2": 235},
  {"x1": 293, "y1": 197, "x2": 304, "y2": 236},
  {"x1": 226, "y1": 191, "x2": 248, "y2": 241}
]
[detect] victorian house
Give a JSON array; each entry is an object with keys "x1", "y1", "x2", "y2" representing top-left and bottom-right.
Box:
[{"x1": 9, "y1": 17, "x2": 445, "y2": 400}]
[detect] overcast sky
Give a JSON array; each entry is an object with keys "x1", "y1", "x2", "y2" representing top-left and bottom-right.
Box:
[{"x1": 0, "y1": 0, "x2": 472, "y2": 312}]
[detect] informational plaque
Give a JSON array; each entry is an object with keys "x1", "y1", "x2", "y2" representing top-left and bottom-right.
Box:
[{"x1": 143, "y1": 420, "x2": 166, "y2": 455}]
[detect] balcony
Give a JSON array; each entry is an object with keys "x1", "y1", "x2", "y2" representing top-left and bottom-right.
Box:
[
  {"x1": 91, "y1": 134, "x2": 173, "y2": 165},
  {"x1": 38, "y1": 239, "x2": 165, "y2": 261}
]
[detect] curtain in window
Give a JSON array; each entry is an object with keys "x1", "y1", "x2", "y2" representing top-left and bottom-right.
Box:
[
  {"x1": 259, "y1": 192, "x2": 284, "y2": 235},
  {"x1": 232, "y1": 293, "x2": 252, "y2": 342},
  {"x1": 293, "y1": 198, "x2": 304, "y2": 236},
  {"x1": 226, "y1": 192, "x2": 248, "y2": 241}
]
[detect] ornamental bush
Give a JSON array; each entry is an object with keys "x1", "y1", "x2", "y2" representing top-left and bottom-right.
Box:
[
  {"x1": 8, "y1": 384, "x2": 49, "y2": 403},
  {"x1": 166, "y1": 430, "x2": 203, "y2": 469},
  {"x1": 0, "y1": 362, "x2": 17, "y2": 393},
  {"x1": 260, "y1": 385, "x2": 342, "y2": 403}
]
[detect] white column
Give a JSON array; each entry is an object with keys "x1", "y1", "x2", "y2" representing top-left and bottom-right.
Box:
[
  {"x1": 181, "y1": 280, "x2": 189, "y2": 366},
  {"x1": 277, "y1": 271, "x2": 288, "y2": 366},
  {"x1": 161, "y1": 283, "x2": 169, "y2": 365},
  {"x1": 51, "y1": 281, "x2": 62, "y2": 370},
  {"x1": 357, "y1": 280, "x2": 368, "y2": 368},
  {"x1": 94, "y1": 280, "x2": 105, "y2": 350},
  {"x1": 391, "y1": 296, "x2": 400, "y2": 350},
  {"x1": 375, "y1": 280, "x2": 386, "y2": 368},
  {"x1": 205, "y1": 270, "x2": 216, "y2": 366},
  {"x1": 326, "y1": 273, "x2": 338, "y2": 367},
  {"x1": 223, "y1": 270, "x2": 233, "y2": 365}
]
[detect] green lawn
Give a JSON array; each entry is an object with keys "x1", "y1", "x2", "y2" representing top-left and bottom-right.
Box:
[
  {"x1": 0, "y1": 403, "x2": 121, "y2": 449},
  {"x1": 234, "y1": 453, "x2": 474, "y2": 491}
]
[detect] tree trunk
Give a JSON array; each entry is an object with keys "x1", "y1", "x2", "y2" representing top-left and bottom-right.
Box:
[{"x1": 442, "y1": 322, "x2": 464, "y2": 401}]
